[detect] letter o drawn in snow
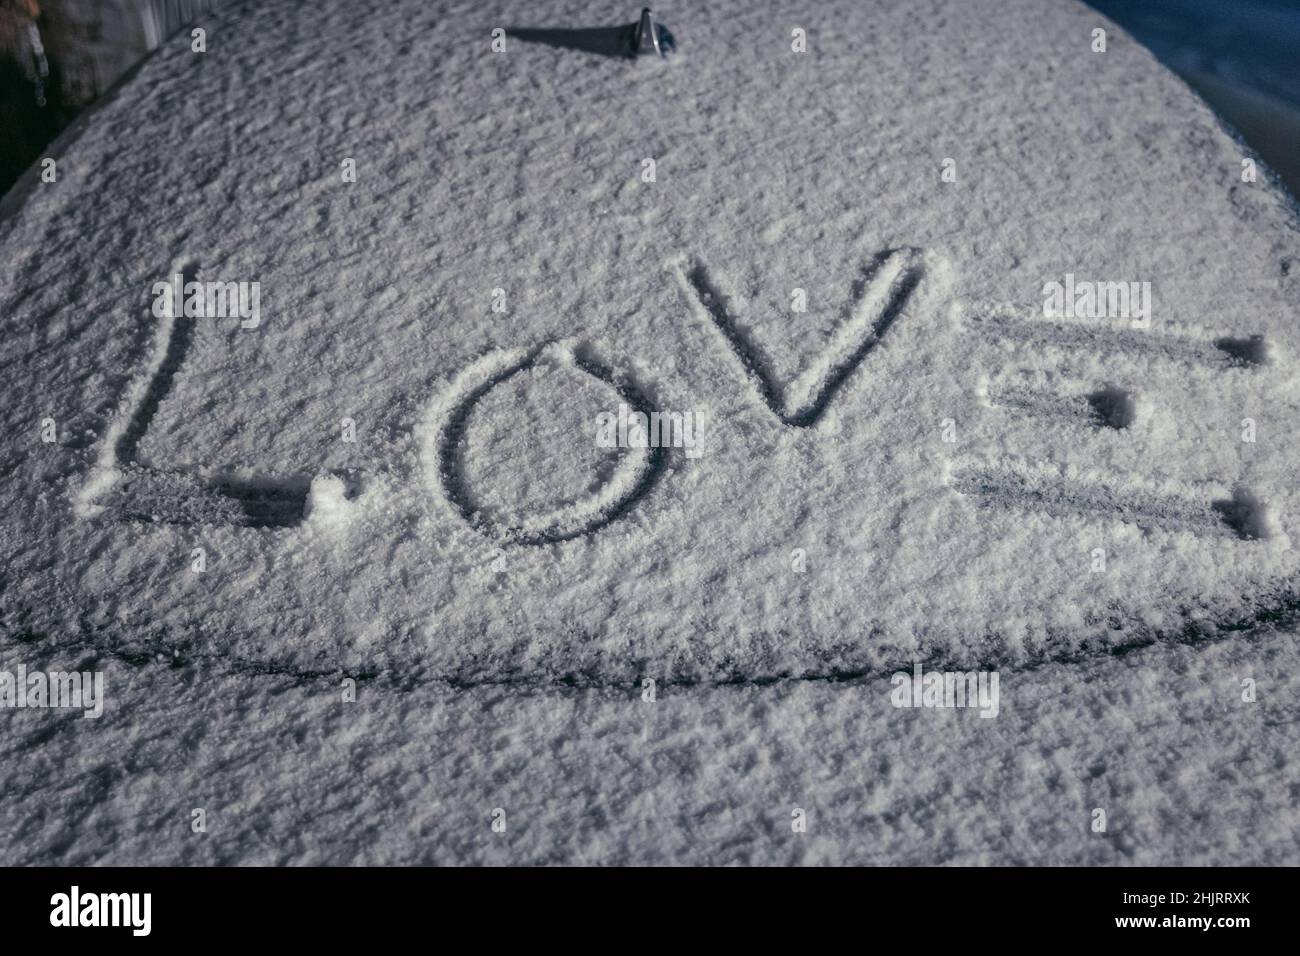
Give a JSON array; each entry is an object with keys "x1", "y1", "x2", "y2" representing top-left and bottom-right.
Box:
[{"x1": 424, "y1": 341, "x2": 668, "y2": 545}]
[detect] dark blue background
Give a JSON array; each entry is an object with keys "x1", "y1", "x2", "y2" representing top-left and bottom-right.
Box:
[{"x1": 1088, "y1": 0, "x2": 1300, "y2": 196}]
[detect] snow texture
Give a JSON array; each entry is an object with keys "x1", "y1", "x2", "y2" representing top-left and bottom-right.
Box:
[
  {"x1": 1, "y1": 0, "x2": 1298, "y2": 864},
  {"x1": 0, "y1": 630, "x2": 1296, "y2": 864}
]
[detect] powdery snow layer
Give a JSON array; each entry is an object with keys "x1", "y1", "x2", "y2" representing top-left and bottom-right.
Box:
[
  {"x1": 1, "y1": 0, "x2": 1300, "y2": 864},
  {"x1": 0, "y1": 628, "x2": 1296, "y2": 865},
  {"x1": 2, "y1": 0, "x2": 1300, "y2": 681}
]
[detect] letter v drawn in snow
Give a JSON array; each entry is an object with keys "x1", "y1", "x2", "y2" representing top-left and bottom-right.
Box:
[{"x1": 674, "y1": 248, "x2": 927, "y2": 427}]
